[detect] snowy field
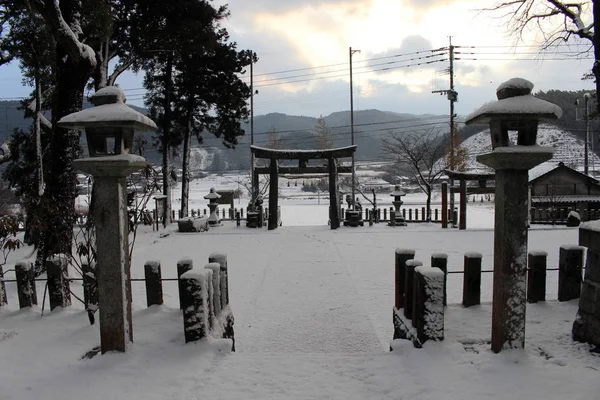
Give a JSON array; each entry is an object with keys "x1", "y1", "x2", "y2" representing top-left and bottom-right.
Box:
[{"x1": 1, "y1": 175, "x2": 599, "y2": 400}]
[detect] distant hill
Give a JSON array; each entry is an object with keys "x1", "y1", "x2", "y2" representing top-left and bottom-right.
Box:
[{"x1": 460, "y1": 124, "x2": 600, "y2": 172}]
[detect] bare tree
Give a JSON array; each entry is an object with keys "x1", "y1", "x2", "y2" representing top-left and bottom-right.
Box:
[
  {"x1": 482, "y1": 0, "x2": 599, "y2": 114},
  {"x1": 266, "y1": 126, "x2": 282, "y2": 149},
  {"x1": 313, "y1": 115, "x2": 333, "y2": 149},
  {"x1": 381, "y1": 129, "x2": 446, "y2": 221}
]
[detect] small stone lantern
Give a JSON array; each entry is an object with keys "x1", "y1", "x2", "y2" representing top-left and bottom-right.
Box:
[
  {"x1": 58, "y1": 86, "x2": 157, "y2": 354},
  {"x1": 204, "y1": 188, "x2": 221, "y2": 226},
  {"x1": 465, "y1": 78, "x2": 561, "y2": 353},
  {"x1": 390, "y1": 185, "x2": 407, "y2": 226}
]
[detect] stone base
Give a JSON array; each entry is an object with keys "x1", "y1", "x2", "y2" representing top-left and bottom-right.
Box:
[
  {"x1": 178, "y1": 217, "x2": 209, "y2": 232},
  {"x1": 573, "y1": 312, "x2": 600, "y2": 348}
]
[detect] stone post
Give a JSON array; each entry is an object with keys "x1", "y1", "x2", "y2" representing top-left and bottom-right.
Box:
[
  {"x1": 46, "y1": 255, "x2": 71, "y2": 310},
  {"x1": 209, "y1": 252, "x2": 229, "y2": 308},
  {"x1": 404, "y1": 259, "x2": 423, "y2": 319},
  {"x1": 15, "y1": 261, "x2": 37, "y2": 308},
  {"x1": 180, "y1": 270, "x2": 210, "y2": 343},
  {"x1": 0, "y1": 264, "x2": 6, "y2": 306},
  {"x1": 395, "y1": 249, "x2": 415, "y2": 309},
  {"x1": 413, "y1": 266, "x2": 445, "y2": 343},
  {"x1": 177, "y1": 258, "x2": 194, "y2": 310},
  {"x1": 441, "y1": 182, "x2": 448, "y2": 228},
  {"x1": 459, "y1": 179, "x2": 467, "y2": 230},
  {"x1": 431, "y1": 253, "x2": 448, "y2": 306},
  {"x1": 527, "y1": 251, "x2": 547, "y2": 303},
  {"x1": 82, "y1": 262, "x2": 98, "y2": 315},
  {"x1": 74, "y1": 159, "x2": 145, "y2": 353},
  {"x1": 558, "y1": 245, "x2": 585, "y2": 302},
  {"x1": 205, "y1": 262, "x2": 222, "y2": 316},
  {"x1": 465, "y1": 77, "x2": 560, "y2": 353},
  {"x1": 144, "y1": 261, "x2": 163, "y2": 307},
  {"x1": 463, "y1": 252, "x2": 482, "y2": 307},
  {"x1": 573, "y1": 222, "x2": 600, "y2": 347}
]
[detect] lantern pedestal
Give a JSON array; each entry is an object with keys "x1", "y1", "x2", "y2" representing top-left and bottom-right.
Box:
[
  {"x1": 74, "y1": 155, "x2": 148, "y2": 353},
  {"x1": 477, "y1": 148, "x2": 553, "y2": 353}
]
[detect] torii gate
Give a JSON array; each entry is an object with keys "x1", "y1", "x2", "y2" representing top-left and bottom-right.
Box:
[{"x1": 251, "y1": 145, "x2": 357, "y2": 230}]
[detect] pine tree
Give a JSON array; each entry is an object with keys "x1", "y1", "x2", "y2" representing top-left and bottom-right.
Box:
[{"x1": 313, "y1": 115, "x2": 333, "y2": 149}]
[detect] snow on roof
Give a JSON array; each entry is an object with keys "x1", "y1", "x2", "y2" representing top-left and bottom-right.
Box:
[
  {"x1": 466, "y1": 95, "x2": 562, "y2": 123},
  {"x1": 529, "y1": 161, "x2": 561, "y2": 181},
  {"x1": 531, "y1": 195, "x2": 600, "y2": 203}
]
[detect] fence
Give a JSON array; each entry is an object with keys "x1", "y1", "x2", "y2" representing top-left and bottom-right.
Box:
[
  {"x1": 0, "y1": 253, "x2": 235, "y2": 348},
  {"x1": 392, "y1": 245, "x2": 586, "y2": 347},
  {"x1": 530, "y1": 206, "x2": 600, "y2": 224}
]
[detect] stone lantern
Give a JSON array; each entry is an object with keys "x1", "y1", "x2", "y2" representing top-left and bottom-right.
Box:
[
  {"x1": 389, "y1": 185, "x2": 407, "y2": 226},
  {"x1": 58, "y1": 86, "x2": 157, "y2": 354},
  {"x1": 465, "y1": 77, "x2": 561, "y2": 353},
  {"x1": 204, "y1": 188, "x2": 221, "y2": 226}
]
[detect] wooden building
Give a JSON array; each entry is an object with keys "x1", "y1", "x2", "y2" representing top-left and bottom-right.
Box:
[{"x1": 529, "y1": 162, "x2": 600, "y2": 223}]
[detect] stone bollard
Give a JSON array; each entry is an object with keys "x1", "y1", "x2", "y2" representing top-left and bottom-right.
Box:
[
  {"x1": 390, "y1": 210, "x2": 396, "y2": 227},
  {"x1": 431, "y1": 253, "x2": 448, "y2": 306},
  {"x1": 205, "y1": 263, "x2": 222, "y2": 316},
  {"x1": 82, "y1": 262, "x2": 98, "y2": 314},
  {"x1": 209, "y1": 252, "x2": 228, "y2": 308},
  {"x1": 0, "y1": 264, "x2": 6, "y2": 306},
  {"x1": 46, "y1": 255, "x2": 71, "y2": 310},
  {"x1": 15, "y1": 261, "x2": 37, "y2": 308},
  {"x1": 177, "y1": 258, "x2": 194, "y2": 310},
  {"x1": 415, "y1": 208, "x2": 419, "y2": 221},
  {"x1": 144, "y1": 261, "x2": 163, "y2": 307},
  {"x1": 463, "y1": 252, "x2": 482, "y2": 307},
  {"x1": 180, "y1": 270, "x2": 211, "y2": 343},
  {"x1": 204, "y1": 268, "x2": 214, "y2": 330},
  {"x1": 558, "y1": 245, "x2": 585, "y2": 302},
  {"x1": 527, "y1": 251, "x2": 547, "y2": 303},
  {"x1": 413, "y1": 266, "x2": 445, "y2": 344},
  {"x1": 408, "y1": 209, "x2": 413, "y2": 221},
  {"x1": 395, "y1": 249, "x2": 416, "y2": 309},
  {"x1": 421, "y1": 207, "x2": 426, "y2": 221},
  {"x1": 383, "y1": 208, "x2": 387, "y2": 221},
  {"x1": 404, "y1": 259, "x2": 423, "y2": 319},
  {"x1": 573, "y1": 222, "x2": 600, "y2": 347}
]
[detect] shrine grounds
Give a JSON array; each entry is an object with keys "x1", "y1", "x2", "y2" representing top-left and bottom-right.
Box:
[{"x1": 0, "y1": 177, "x2": 598, "y2": 400}]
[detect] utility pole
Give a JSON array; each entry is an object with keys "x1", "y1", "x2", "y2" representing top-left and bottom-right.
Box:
[
  {"x1": 432, "y1": 37, "x2": 458, "y2": 225},
  {"x1": 250, "y1": 51, "x2": 259, "y2": 203},
  {"x1": 349, "y1": 46, "x2": 360, "y2": 210}
]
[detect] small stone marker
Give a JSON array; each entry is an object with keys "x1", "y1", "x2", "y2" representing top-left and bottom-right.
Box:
[
  {"x1": 46, "y1": 255, "x2": 71, "y2": 310},
  {"x1": 144, "y1": 261, "x2": 163, "y2": 307},
  {"x1": 413, "y1": 266, "x2": 445, "y2": 344},
  {"x1": 463, "y1": 252, "x2": 482, "y2": 307},
  {"x1": 404, "y1": 259, "x2": 423, "y2": 319},
  {"x1": 558, "y1": 245, "x2": 585, "y2": 302},
  {"x1": 527, "y1": 251, "x2": 547, "y2": 303},
  {"x1": 395, "y1": 249, "x2": 415, "y2": 309},
  {"x1": 181, "y1": 270, "x2": 210, "y2": 343},
  {"x1": 15, "y1": 261, "x2": 37, "y2": 309},
  {"x1": 177, "y1": 258, "x2": 194, "y2": 310}
]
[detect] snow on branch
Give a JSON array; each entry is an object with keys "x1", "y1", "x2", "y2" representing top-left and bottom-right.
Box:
[{"x1": 31, "y1": 0, "x2": 97, "y2": 67}]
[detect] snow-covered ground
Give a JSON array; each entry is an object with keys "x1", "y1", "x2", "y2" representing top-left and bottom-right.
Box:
[{"x1": 1, "y1": 175, "x2": 598, "y2": 400}]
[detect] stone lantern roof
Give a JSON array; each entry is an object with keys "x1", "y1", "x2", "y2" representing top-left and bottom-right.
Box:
[
  {"x1": 465, "y1": 78, "x2": 562, "y2": 126},
  {"x1": 390, "y1": 186, "x2": 406, "y2": 197},
  {"x1": 204, "y1": 188, "x2": 222, "y2": 200},
  {"x1": 57, "y1": 86, "x2": 157, "y2": 132}
]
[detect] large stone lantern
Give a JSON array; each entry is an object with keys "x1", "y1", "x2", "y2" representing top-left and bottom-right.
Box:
[
  {"x1": 204, "y1": 188, "x2": 221, "y2": 226},
  {"x1": 390, "y1": 185, "x2": 407, "y2": 226},
  {"x1": 58, "y1": 86, "x2": 157, "y2": 354},
  {"x1": 465, "y1": 78, "x2": 561, "y2": 353}
]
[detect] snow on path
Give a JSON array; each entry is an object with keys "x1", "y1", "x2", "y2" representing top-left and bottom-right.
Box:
[{"x1": 233, "y1": 228, "x2": 384, "y2": 353}]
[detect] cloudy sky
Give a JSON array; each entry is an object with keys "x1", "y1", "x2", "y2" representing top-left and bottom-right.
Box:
[{"x1": 0, "y1": 0, "x2": 595, "y2": 119}]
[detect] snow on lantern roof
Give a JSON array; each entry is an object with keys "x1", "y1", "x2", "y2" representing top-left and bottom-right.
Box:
[
  {"x1": 390, "y1": 186, "x2": 406, "y2": 197},
  {"x1": 465, "y1": 78, "x2": 562, "y2": 125},
  {"x1": 57, "y1": 86, "x2": 157, "y2": 132},
  {"x1": 204, "y1": 188, "x2": 221, "y2": 200}
]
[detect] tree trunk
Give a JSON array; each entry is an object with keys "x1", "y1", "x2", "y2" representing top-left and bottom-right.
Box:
[
  {"x1": 162, "y1": 53, "x2": 173, "y2": 227},
  {"x1": 43, "y1": 39, "x2": 92, "y2": 257},
  {"x1": 181, "y1": 97, "x2": 194, "y2": 219},
  {"x1": 594, "y1": 0, "x2": 600, "y2": 117},
  {"x1": 426, "y1": 185, "x2": 432, "y2": 222}
]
